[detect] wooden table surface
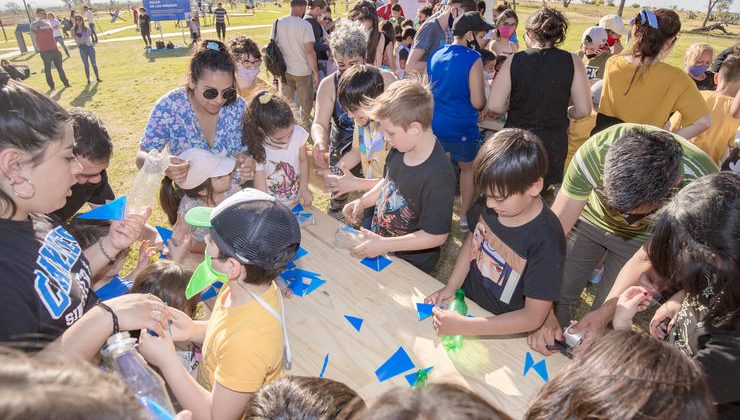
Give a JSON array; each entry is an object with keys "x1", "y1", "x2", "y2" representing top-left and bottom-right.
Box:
[{"x1": 186, "y1": 207, "x2": 569, "y2": 419}]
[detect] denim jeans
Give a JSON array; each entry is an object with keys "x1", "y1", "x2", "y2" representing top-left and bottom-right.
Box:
[
  {"x1": 40, "y1": 49, "x2": 69, "y2": 89},
  {"x1": 78, "y1": 44, "x2": 100, "y2": 81},
  {"x1": 54, "y1": 36, "x2": 70, "y2": 56}
]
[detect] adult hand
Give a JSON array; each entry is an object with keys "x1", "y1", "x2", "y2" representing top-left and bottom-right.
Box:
[
  {"x1": 342, "y1": 199, "x2": 363, "y2": 224},
  {"x1": 165, "y1": 306, "x2": 196, "y2": 342},
  {"x1": 312, "y1": 143, "x2": 329, "y2": 169},
  {"x1": 432, "y1": 306, "x2": 467, "y2": 336},
  {"x1": 313, "y1": 73, "x2": 320, "y2": 88},
  {"x1": 104, "y1": 208, "x2": 152, "y2": 254},
  {"x1": 350, "y1": 228, "x2": 386, "y2": 259},
  {"x1": 105, "y1": 293, "x2": 168, "y2": 335},
  {"x1": 165, "y1": 156, "x2": 191, "y2": 185},
  {"x1": 649, "y1": 290, "x2": 685, "y2": 340},
  {"x1": 425, "y1": 286, "x2": 455, "y2": 307},
  {"x1": 567, "y1": 307, "x2": 611, "y2": 352},
  {"x1": 325, "y1": 162, "x2": 356, "y2": 196},
  {"x1": 612, "y1": 286, "x2": 651, "y2": 330},
  {"x1": 234, "y1": 151, "x2": 256, "y2": 183},
  {"x1": 527, "y1": 311, "x2": 564, "y2": 356},
  {"x1": 138, "y1": 327, "x2": 177, "y2": 369}
]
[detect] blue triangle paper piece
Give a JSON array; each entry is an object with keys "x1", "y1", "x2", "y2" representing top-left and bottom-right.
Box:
[
  {"x1": 199, "y1": 281, "x2": 223, "y2": 301},
  {"x1": 532, "y1": 359, "x2": 549, "y2": 382},
  {"x1": 404, "y1": 366, "x2": 434, "y2": 387},
  {"x1": 280, "y1": 270, "x2": 325, "y2": 297},
  {"x1": 344, "y1": 315, "x2": 364, "y2": 332},
  {"x1": 76, "y1": 196, "x2": 126, "y2": 220},
  {"x1": 360, "y1": 256, "x2": 392, "y2": 272},
  {"x1": 296, "y1": 212, "x2": 313, "y2": 224},
  {"x1": 292, "y1": 247, "x2": 308, "y2": 262},
  {"x1": 319, "y1": 353, "x2": 329, "y2": 378},
  {"x1": 155, "y1": 226, "x2": 173, "y2": 243},
  {"x1": 291, "y1": 204, "x2": 304, "y2": 213},
  {"x1": 284, "y1": 262, "x2": 296, "y2": 270},
  {"x1": 375, "y1": 346, "x2": 415, "y2": 382},
  {"x1": 416, "y1": 303, "x2": 434, "y2": 321},
  {"x1": 523, "y1": 351, "x2": 535, "y2": 377}
]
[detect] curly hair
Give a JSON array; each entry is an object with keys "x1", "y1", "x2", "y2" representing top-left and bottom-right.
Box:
[
  {"x1": 228, "y1": 36, "x2": 261, "y2": 61},
  {"x1": 525, "y1": 7, "x2": 568, "y2": 47},
  {"x1": 329, "y1": 20, "x2": 369, "y2": 59}
]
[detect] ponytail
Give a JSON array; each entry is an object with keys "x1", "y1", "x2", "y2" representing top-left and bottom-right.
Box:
[
  {"x1": 242, "y1": 91, "x2": 294, "y2": 164},
  {"x1": 159, "y1": 177, "x2": 183, "y2": 226}
]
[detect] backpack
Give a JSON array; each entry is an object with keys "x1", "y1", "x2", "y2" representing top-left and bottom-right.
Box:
[{"x1": 263, "y1": 19, "x2": 287, "y2": 80}]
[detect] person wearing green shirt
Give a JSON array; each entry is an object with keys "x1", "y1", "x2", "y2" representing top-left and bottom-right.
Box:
[{"x1": 526, "y1": 123, "x2": 718, "y2": 356}]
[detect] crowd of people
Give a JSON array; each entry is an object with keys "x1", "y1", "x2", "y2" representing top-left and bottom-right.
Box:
[{"x1": 0, "y1": 0, "x2": 739, "y2": 419}]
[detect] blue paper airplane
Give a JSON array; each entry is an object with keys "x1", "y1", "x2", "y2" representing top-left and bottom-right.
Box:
[
  {"x1": 416, "y1": 303, "x2": 435, "y2": 321},
  {"x1": 319, "y1": 353, "x2": 329, "y2": 378},
  {"x1": 404, "y1": 366, "x2": 434, "y2": 387},
  {"x1": 344, "y1": 315, "x2": 364, "y2": 332},
  {"x1": 361, "y1": 256, "x2": 392, "y2": 272},
  {"x1": 76, "y1": 196, "x2": 126, "y2": 220},
  {"x1": 375, "y1": 346, "x2": 415, "y2": 382},
  {"x1": 523, "y1": 351, "x2": 549, "y2": 382}
]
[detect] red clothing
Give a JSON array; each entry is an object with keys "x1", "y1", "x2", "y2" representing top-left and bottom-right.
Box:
[
  {"x1": 377, "y1": 3, "x2": 403, "y2": 21},
  {"x1": 32, "y1": 21, "x2": 58, "y2": 52}
]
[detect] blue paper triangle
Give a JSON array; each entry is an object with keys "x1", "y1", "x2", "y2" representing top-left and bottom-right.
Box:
[
  {"x1": 416, "y1": 303, "x2": 434, "y2": 321},
  {"x1": 319, "y1": 353, "x2": 329, "y2": 378},
  {"x1": 292, "y1": 247, "x2": 308, "y2": 262},
  {"x1": 291, "y1": 204, "x2": 304, "y2": 213},
  {"x1": 360, "y1": 256, "x2": 392, "y2": 272},
  {"x1": 76, "y1": 196, "x2": 126, "y2": 220},
  {"x1": 404, "y1": 366, "x2": 434, "y2": 387},
  {"x1": 344, "y1": 315, "x2": 364, "y2": 332},
  {"x1": 375, "y1": 346, "x2": 415, "y2": 382},
  {"x1": 199, "y1": 281, "x2": 223, "y2": 301},
  {"x1": 532, "y1": 359, "x2": 549, "y2": 382},
  {"x1": 280, "y1": 269, "x2": 325, "y2": 297},
  {"x1": 155, "y1": 226, "x2": 173, "y2": 243},
  {"x1": 296, "y1": 212, "x2": 313, "y2": 224},
  {"x1": 523, "y1": 351, "x2": 535, "y2": 377}
]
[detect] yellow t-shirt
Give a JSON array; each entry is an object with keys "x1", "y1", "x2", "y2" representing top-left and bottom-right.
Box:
[
  {"x1": 352, "y1": 120, "x2": 391, "y2": 179},
  {"x1": 599, "y1": 55, "x2": 709, "y2": 128},
  {"x1": 196, "y1": 281, "x2": 284, "y2": 393},
  {"x1": 670, "y1": 91, "x2": 740, "y2": 164}
]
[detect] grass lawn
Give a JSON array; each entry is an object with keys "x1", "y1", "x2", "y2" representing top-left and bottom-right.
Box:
[{"x1": 9, "y1": 1, "x2": 737, "y2": 326}]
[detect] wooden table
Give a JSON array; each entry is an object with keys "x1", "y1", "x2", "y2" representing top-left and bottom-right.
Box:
[{"x1": 274, "y1": 209, "x2": 568, "y2": 419}]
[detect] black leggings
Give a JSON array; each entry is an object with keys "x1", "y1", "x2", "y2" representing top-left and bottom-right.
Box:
[{"x1": 141, "y1": 31, "x2": 152, "y2": 47}]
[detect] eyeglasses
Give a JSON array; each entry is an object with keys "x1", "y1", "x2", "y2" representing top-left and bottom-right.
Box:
[
  {"x1": 238, "y1": 56, "x2": 262, "y2": 66},
  {"x1": 202, "y1": 87, "x2": 237, "y2": 101}
]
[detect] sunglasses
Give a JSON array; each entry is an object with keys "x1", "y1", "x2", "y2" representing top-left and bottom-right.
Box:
[{"x1": 202, "y1": 87, "x2": 237, "y2": 101}]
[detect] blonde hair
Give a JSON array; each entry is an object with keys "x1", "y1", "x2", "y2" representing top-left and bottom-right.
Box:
[
  {"x1": 684, "y1": 42, "x2": 714, "y2": 67},
  {"x1": 366, "y1": 76, "x2": 433, "y2": 130}
]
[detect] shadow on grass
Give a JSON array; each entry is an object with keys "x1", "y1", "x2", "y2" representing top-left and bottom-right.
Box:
[
  {"x1": 10, "y1": 52, "x2": 38, "y2": 62},
  {"x1": 145, "y1": 46, "x2": 191, "y2": 63},
  {"x1": 70, "y1": 83, "x2": 99, "y2": 107}
]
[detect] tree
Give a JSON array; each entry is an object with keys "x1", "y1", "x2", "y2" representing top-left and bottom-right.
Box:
[
  {"x1": 4, "y1": 1, "x2": 22, "y2": 15},
  {"x1": 617, "y1": 0, "x2": 626, "y2": 16},
  {"x1": 563, "y1": 0, "x2": 573, "y2": 7},
  {"x1": 703, "y1": 0, "x2": 734, "y2": 27}
]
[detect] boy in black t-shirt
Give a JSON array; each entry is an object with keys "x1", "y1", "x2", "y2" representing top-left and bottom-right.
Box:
[
  {"x1": 343, "y1": 78, "x2": 455, "y2": 273},
  {"x1": 139, "y1": 8, "x2": 152, "y2": 49},
  {"x1": 426, "y1": 129, "x2": 565, "y2": 336}
]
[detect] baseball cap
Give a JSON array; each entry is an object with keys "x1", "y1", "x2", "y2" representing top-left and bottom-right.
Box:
[
  {"x1": 599, "y1": 14, "x2": 626, "y2": 36},
  {"x1": 177, "y1": 148, "x2": 236, "y2": 190},
  {"x1": 452, "y1": 11, "x2": 494, "y2": 36},
  {"x1": 184, "y1": 188, "x2": 301, "y2": 270},
  {"x1": 582, "y1": 26, "x2": 608, "y2": 46}
]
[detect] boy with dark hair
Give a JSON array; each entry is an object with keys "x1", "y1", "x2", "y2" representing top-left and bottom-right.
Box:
[
  {"x1": 343, "y1": 78, "x2": 455, "y2": 274},
  {"x1": 138, "y1": 7, "x2": 152, "y2": 49},
  {"x1": 53, "y1": 108, "x2": 115, "y2": 221},
  {"x1": 140, "y1": 188, "x2": 300, "y2": 419},
  {"x1": 390, "y1": 4, "x2": 404, "y2": 26},
  {"x1": 396, "y1": 27, "x2": 415, "y2": 78},
  {"x1": 427, "y1": 129, "x2": 566, "y2": 337}
]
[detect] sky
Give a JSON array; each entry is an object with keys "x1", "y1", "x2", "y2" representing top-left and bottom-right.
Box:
[{"x1": 1, "y1": 0, "x2": 738, "y2": 14}]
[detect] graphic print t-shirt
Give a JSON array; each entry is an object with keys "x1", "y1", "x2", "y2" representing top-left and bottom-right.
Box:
[
  {"x1": 371, "y1": 141, "x2": 455, "y2": 273},
  {"x1": 461, "y1": 199, "x2": 565, "y2": 315},
  {"x1": 0, "y1": 214, "x2": 96, "y2": 349},
  {"x1": 255, "y1": 124, "x2": 308, "y2": 207}
]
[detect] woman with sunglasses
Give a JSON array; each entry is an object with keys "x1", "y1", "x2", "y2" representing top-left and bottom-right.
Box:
[
  {"x1": 72, "y1": 14, "x2": 101, "y2": 84},
  {"x1": 228, "y1": 36, "x2": 275, "y2": 102},
  {"x1": 139, "y1": 39, "x2": 254, "y2": 186}
]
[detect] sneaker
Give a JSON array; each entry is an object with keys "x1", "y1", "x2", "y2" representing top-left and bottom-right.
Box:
[
  {"x1": 96, "y1": 78, "x2": 103, "y2": 82},
  {"x1": 63, "y1": 83, "x2": 71, "y2": 88}
]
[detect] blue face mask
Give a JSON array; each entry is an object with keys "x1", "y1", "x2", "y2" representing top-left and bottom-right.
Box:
[{"x1": 688, "y1": 64, "x2": 708, "y2": 78}]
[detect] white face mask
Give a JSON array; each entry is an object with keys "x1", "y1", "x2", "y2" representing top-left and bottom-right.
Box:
[{"x1": 236, "y1": 66, "x2": 260, "y2": 87}]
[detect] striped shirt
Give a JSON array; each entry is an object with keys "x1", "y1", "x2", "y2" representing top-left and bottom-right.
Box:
[
  {"x1": 561, "y1": 123, "x2": 718, "y2": 242},
  {"x1": 214, "y1": 7, "x2": 227, "y2": 24}
]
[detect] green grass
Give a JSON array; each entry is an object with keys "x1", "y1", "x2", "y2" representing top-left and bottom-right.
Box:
[{"x1": 9, "y1": 2, "x2": 737, "y2": 327}]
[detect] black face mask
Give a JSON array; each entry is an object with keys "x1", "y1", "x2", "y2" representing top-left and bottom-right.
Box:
[
  {"x1": 586, "y1": 52, "x2": 598, "y2": 59},
  {"x1": 467, "y1": 38, "x2": 481, "y2": 51}
]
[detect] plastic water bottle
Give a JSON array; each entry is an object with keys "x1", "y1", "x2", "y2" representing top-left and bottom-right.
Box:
[
  {"x1": 127, "y1": 149, "x2": 170, "y2": 215},
  {"x1": 334, "y1": 224, "x2": 366, "y2": 249},
  {"x1": 441, "y1": 289, "x2": 468, "y2": 352},
  {"x1": 102, "y1": 332, "x2": 176, "y2": 420}
]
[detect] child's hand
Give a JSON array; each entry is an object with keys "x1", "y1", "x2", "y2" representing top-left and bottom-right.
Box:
[
  {"x1": 298, "y1": 186, "x2": 313, "y2": 208},
  {"x1": 325, "y1": 162, "x2": 357, "y2": 196},
  {"x1": 649, "y1": 290, "x2": 685, "y2": 340},
  {"x1": 128, "y1": 240, "x2": 159, "y2": 280},
  {"x1": 165, "y1": 235, "x2": 191, "y2": 264},
  {"x1": 165, "y1": 306, "x2": 195, "y2": 342},
  {"x1": 138, "y1": 327, "x2": 178, "y2": 369},
  {"x1": 425, "y1": 286, "x2": 455, "y2": 306},
  {"x1": 432, "y1": 306, "x2": 468, "y2": 336},
  {"x1": 350, "y1": 228, "x2": 386, "y2": 259},
  {"x1": 234, "y1": 151, "x2": 256, "y2": 182},
  {"x1": 105, "y1": 208, "x2": 152, "y2": 254},
  {"x1": 613, "y1": 286, "x2": 651, "y2": 330},
  {"x1": 166, "y1": 156, "x2": 191, "y2": 186},
  {"x1": 342, "y1": 199, "x2": 364, "y2": 224}
]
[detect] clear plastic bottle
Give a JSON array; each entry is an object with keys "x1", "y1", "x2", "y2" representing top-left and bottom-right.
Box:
[
  {"x1": 127, "y1": 149, "x2": 170, "y2": 215},
  {"x1": 334, "y1": 224, "x2": 366, "y2": 249},
  {"x1": 441, "y1": 289, "x2": 468, "y2": 352},
  {"x1": 102, "y1": 332, "x2": 176, "y2": 420}
]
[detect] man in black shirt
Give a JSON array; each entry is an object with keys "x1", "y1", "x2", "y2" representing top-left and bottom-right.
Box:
[{"x1": 53, "y1": 108, "x2": 115, "y2": 221}]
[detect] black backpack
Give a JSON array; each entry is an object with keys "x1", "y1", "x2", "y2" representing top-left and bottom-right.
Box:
[{"x1": 263, "y1": 19, "x2": 287, "y2": 80}]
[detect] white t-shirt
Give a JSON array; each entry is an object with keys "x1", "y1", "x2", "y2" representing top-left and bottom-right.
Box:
[
  {"x1": 255, "y1": 124, "x2": 308, "y2": 206},
  {"x1": 398, "y1": 0, "x2": 425, "y2": 21},
  {"x1": 273, "y1": 15, "x2": 314, "y2": 77},
  {"x1": 50, "y1": 18, "x2": 62, "y2": 38},
  {"x1": 85, "y1": 10, "x2": 95, "y2": 24}
]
